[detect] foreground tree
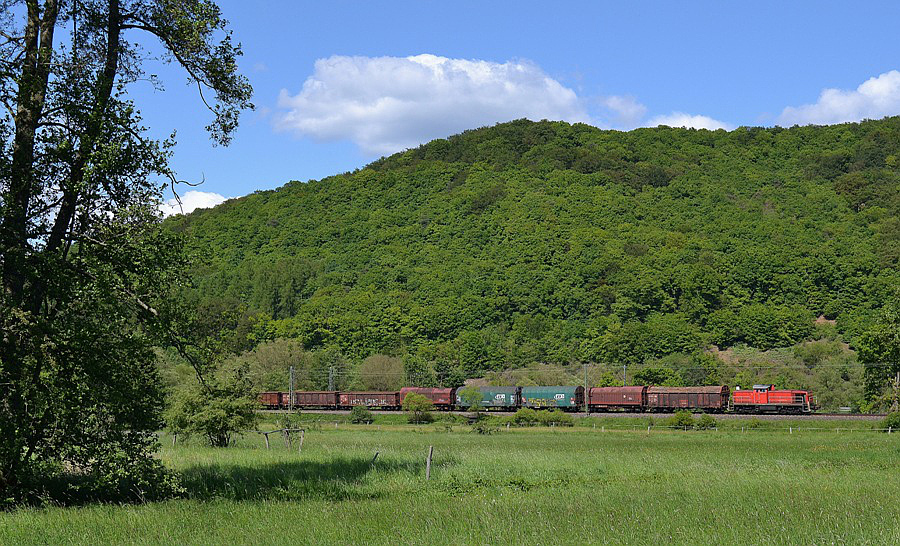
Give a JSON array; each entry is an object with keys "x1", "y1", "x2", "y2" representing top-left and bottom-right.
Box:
[
  {"x1": 0, "y1": 0, "x2": 251, "y2": 503},
  {"x1": 401, "y1": 392, "x2": 434, "y2": 423},
  {"x1": 166, "y1": 360, "x2": 258, "y2": 447},
  {"x1": 859, "y1": 295, "x2": 900, "y2": 412}
]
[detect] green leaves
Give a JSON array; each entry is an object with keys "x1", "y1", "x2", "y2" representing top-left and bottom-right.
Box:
[{"x1": 173, "y1": 118, "x2": 900, "y2": 390}]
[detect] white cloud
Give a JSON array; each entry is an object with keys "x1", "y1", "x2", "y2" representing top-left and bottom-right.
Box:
[
  {"x1": 600, "y1": 95, "x2": 647, "y2": 129},
  {"x1": 159, "y1": 190, "x2": 228, "y2": 216},
  {"x1": 276, "y1": 54, "x2": 590, "y2": 156},
  {"x1": 778, "y1": 70, "x2": 900, "y2": 126},
  {"x1": 646, "y1": 112, "x2": 732, "y2": 130}
]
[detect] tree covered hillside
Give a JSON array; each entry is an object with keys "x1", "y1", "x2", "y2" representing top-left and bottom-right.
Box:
[{"x1": 168, "y1": 118, "x2": 900, "y2": 389}]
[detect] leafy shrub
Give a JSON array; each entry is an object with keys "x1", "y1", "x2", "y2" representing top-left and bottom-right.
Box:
[
  {"x1": 166, "y1": 363, "x2": 259, "y2": 447},
  {"x1": 402, "y1": 392, "x2": 435, "y2": 423},
  {"x1": 745, "y1": 418, "x2": 763, "y2": 429},
  {"x1": 439, "y1": 412, "x2": 466, "y2": 424},
  {"x1": 349, "y1": 405, "x2": 374, "y2": 424},
  {"x1": 537, "y1": 409, "x2": 574, "y2": 427},
  {"x1": 880, "y1": 411, "x2": 900, "y2": 432},
  {"x1": 457, "y1": 386, "x2": 484, "y2": 412},
  {"x1": 471, "y1": 420, "x2": 498, "y2": 435},
  {"x1": 276, "y1": 412, "x2": 303, "y2": 430},
  {"x1": 695, "y1": 413, "x2": 717, "y2": 430},
  {"x1": 668, "y1": 410, "x2": 695, "y2": 430},
  {"x1": 513, "y1": 408, "x2": 539, "y2": 426}
]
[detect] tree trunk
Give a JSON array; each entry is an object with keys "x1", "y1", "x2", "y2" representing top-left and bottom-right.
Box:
[{"x1": 1, "y1": 0, "x2": 60, "y2": 493}]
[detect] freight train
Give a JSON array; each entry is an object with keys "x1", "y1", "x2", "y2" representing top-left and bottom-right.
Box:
[{"x1": 259, "y1": 384, "x2": 817, "y2": 414}]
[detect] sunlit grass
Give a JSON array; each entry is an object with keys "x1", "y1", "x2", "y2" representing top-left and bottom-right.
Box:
[{"x1": 2, "y1": 424, "x2": 899, "y2": 545}]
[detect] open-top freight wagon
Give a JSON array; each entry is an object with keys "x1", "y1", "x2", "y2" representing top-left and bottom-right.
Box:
[{"x1": 338, "y1": 391, "x2": 401, "y2": 409}]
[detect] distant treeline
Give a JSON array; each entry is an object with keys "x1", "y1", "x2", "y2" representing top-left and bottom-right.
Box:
[{"x1": 165, "y1": 118, "x2": 899, "y2": 398}]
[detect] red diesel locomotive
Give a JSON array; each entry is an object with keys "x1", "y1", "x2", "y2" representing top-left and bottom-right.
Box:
[{"x1": 731, "y1": 384, "x2": 816, "y2": 414}]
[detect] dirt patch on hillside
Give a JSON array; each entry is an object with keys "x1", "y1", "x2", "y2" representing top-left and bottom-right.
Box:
[{"x1": 815, "y1": 315, "x2": 837, "y2": 326}]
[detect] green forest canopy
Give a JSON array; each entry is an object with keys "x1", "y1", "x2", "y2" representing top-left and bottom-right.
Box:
[{"x1": 167, "y1": 118, "x2": 900, "y2": 396}]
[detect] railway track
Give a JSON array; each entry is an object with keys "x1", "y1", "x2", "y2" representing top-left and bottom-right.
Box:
[{"x1": 259, "y1": 409, "x2": 886, "y2": 421}]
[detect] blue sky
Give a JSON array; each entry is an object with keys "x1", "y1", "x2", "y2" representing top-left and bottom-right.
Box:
[{"x1": 144, "y1": 1, "x2": 900, "y2": 213}]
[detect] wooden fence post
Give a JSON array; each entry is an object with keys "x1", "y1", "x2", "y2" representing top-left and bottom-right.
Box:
[
  {"x1": 172, "y1": 433, "x2": 177, "y2": 447},
  {"x1": 426, "y1": 445, "x2": 434, "y2": 480},
  {"x1": 264, "y1": 432, "x2": 270, "y2": 450},
  {"x1": 299, "y1": 430, "x2": 305, "y2": 452}
]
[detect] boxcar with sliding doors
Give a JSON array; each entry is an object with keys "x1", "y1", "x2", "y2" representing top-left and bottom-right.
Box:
[
  {"x1": 520, "y1": 386, "x2": 584, "y2": 410},
  {"x1": 588, "y1": 386, "x2": 647, "y2": 412},
  {"x1": 399, "y1": 387, "x2": 456, "y2": 410},
  {"x1": 456, "y1": 387, "x2": 520, "y2": 409},
  {"x1": 646, "y1": 386, "x2": 730, "y2": 412}
]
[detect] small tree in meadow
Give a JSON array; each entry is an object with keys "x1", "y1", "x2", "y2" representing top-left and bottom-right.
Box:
[
  {"x1": 166, "y1": 362, "x2": 259, "y2": 447},
  {"x1": 403, "y1": 393, "x2": 435, "y2": 423},
  {"x1": 537, "y1": 409, "x2": 574, "y2": 427},
  {"x1": 695, "y1": 413, "x2": 717, "y2": 430},
  {"x1": 458, "y1": 386, "x2": 485, "y2": 418},
  {"x1": 668, "y1": 410, "x2": 696, "y2": 430},
  {"x1": 513, "y1": 408, "x2": 539, "y2": 426},
  {"x1": 880, "y1": 411, "x2": 900, "y2": 432},
  {"x1": 349, "y1": 405, "x2": 374, "y2": 424}
]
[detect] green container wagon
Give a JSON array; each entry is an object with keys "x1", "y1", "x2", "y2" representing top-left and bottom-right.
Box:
[
  {"x1": 521, "y1": 386, "x2": 585, "y2": 409},
  {"x1": 456, "y1": 386, "x2": 519, "y2": 409}
]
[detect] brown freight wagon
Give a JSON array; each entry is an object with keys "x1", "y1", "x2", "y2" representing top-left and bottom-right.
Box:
[
  {"x1": 258, "y1": 391, "x2": 285, "y2": 409},
  {"x1": 646, "y1": 386, "x2": 730, "y2": 412},
  {"x1": 339, "y1": 391, "x2": 401, "y2": 409},
  {"x1": 588, "y1": 386, "x2": 647, "y2": 411},
  {"x1": 292, "y1": 391, "x2": 339, "y2": 409},
  {"x1": 399, "y1": 387, "x2": 456, "y2": 409}
]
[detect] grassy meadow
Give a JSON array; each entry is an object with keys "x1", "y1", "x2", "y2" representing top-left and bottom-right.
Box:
[{"x1": 2, "y1": 417, "x2": 899, "y2": 545}]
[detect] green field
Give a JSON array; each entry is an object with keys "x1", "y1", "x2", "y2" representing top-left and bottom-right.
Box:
[{"x1": 2, "y1": 421, "x2": 899, "y2": 545}]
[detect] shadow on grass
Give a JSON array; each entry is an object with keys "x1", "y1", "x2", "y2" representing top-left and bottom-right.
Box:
[{"x1": 180, "y1": 456, "x2": 424, "y2": 502}]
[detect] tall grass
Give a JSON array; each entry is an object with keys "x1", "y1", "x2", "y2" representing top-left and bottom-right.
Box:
[{"x1": 2, "y1": 426, "x2": 898, "y2": 544}]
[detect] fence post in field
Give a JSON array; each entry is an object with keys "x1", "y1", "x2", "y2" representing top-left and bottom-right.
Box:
[
  {"x1": 172, "y1": 433, "x2": 177, "y2": 447},
  {"x1": 647, "y1": 425, "x2": 651, "y2": 435},
  {"x1": 264, "y1": 432, "x2": 270, "y2": 450},
  {"x1": 371, "y1": 451, "x2": 379, "y2": 465},
  {"x1": 789, "y1": 427, "x2": 793, "y2": 435},
  {"x1": 889, "y1": 427, "x2": 892, "y2": 435},
  {"x1": 298, "y1": 430, "x2": 305, "y2": 453},
  {"x1": 426, "y1": 445, "x2": 434, "y2": 480}
]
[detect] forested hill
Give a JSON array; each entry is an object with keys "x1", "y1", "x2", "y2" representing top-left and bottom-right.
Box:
[{"x1": 168, "y1": 118, "x2": 900, "y2": 385}]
